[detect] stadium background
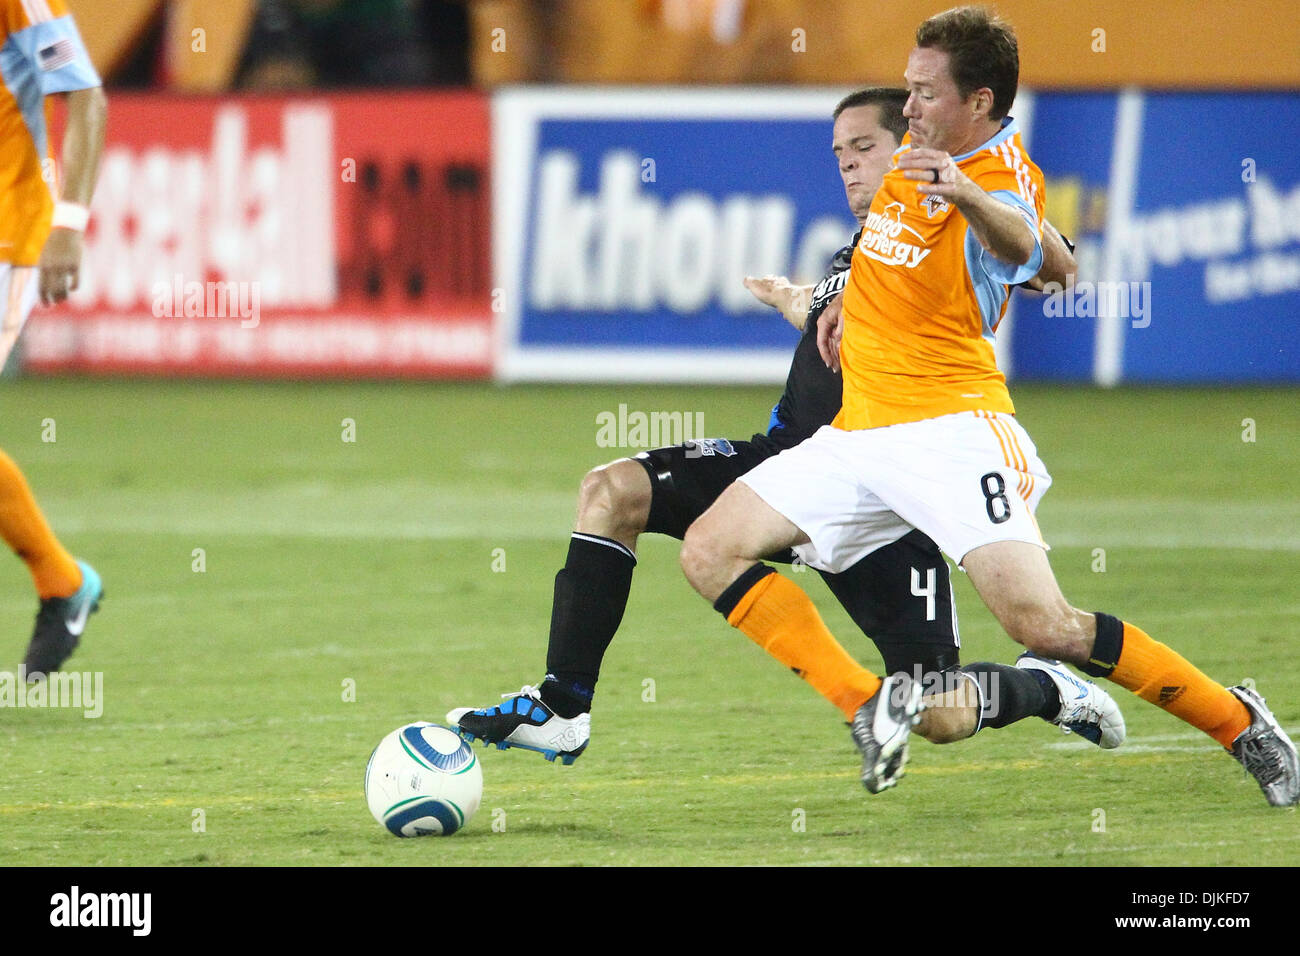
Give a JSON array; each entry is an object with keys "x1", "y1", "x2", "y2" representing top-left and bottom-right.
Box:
[
  {"x1": 3, "y1": 1, "x2": 1298, "y2": 871},
  {"x1": 28, "y1": 0, "x2": 1300, "y2": 385}
]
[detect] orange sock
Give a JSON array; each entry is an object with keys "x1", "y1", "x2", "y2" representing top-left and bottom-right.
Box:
[
  {"x1": 1109, "y1": 621, "x2": 1250, "y2": 748},
  {"x1": 0, "y1": 449, "x2": 81, "y2": 598},
  {"x1": 725, "y1": 569, "x2": 881, "y2": 720}
]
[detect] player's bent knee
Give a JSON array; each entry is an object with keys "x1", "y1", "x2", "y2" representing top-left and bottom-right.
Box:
[
  {"x1": 918, "y1": 688, "x2": 979, "y2": 743},
  {"x1": 917, "y1": 719, "x2": 963, "y2": 744},
  {"x1": 677, "y1": 526, "x2": 713, "y2": 590},
  {"x1": 577, "y1": 460, "x2": 650, "y2": 537}
]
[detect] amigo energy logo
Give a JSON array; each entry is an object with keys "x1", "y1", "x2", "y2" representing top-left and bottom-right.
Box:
[{"x1": 858, "y1": 203, "x2": 931, "y2": 269}]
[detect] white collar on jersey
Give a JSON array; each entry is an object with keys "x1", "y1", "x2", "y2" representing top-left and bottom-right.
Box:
[{"x1": 893, "y1": 116, "x2": 1020, "y2": 163}]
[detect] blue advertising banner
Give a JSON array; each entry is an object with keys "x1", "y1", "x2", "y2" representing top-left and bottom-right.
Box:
[
  {"x1": 1005, "y1": 92, "x2": 1117, "y2": 382},
  {"x1": 494, "y1": 89, "x2": 856, "y2": 381},
  {"x1": 497, "y1": 88, "x2": 1300, "y2": 384},
  {"x1": 1019, "y1": 91, "x2": 1300, "y2": 384}
]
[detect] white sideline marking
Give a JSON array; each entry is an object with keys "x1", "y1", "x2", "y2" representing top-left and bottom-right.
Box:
[{"x1": 1047, "y1": 726, "x2": 1300, "y2": 752}]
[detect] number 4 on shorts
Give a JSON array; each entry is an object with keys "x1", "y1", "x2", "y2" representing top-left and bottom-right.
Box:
[{"x1": 910, "y1": 567, "x2": 936, "y2": 621}]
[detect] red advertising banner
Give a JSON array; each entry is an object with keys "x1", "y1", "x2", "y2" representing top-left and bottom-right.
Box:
[{"x1": 24, "y1": 91, "x2": 493, "y2": 378}]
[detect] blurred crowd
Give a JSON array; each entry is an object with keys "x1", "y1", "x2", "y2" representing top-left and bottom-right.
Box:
[
  {"x1": 103, "y1": 0, "x2": 472, "y2": 90},
  {"x1": 92, "y1": 0, "x2": 923, "y2": 91},
  {"x1": 236, "y1": 0, "x2": 470, "y2": 88},
  {"x1": 84, "y1": 0, "x2": 1296, "y2": 92}
]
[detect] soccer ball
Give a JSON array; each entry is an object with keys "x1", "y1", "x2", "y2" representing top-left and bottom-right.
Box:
[{"x1": 364, "y1": 722, "x2": 483, "y2": 837}]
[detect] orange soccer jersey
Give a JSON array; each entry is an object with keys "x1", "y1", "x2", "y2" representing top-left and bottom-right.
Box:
[
  {"x1": 0, "y1": 0, "x2": 100, "y2": 266},
  {"x1": 834, "y1": 120, "x2": 1046, "y2": 430}
]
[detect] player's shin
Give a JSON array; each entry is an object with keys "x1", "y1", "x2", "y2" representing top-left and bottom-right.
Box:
[
  {"x1": 1081, "y1": 613, "x2": 1250, "y2": 748},
  {"x1": 0, "y1": 449, "x2": 81, "y2": 598},
  {"x1": 958, "y1": 662, "x2": 1057, "y2": 732},
  {"x1": 714, "y1": 563, "x2": 882, "y2": 720},
  {"x1": 541, "y1": 533, "x2": 637, "y2": 717},
  {"x1": 912, "y1": 664, "x2": 1053, "y2": 742}
]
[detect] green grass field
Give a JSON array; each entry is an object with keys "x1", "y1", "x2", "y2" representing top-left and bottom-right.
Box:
[{"x1": 0, "y1": 379, "x2": 1295, "y2": 866}]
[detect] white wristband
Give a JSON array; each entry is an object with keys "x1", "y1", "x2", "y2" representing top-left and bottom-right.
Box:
[{"x1": 51, "y1": 201, "x2": 90, "y2": 232}]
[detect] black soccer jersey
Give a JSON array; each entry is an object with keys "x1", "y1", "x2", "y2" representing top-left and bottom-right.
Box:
[{"x1": 752, "y1": 229, "x2": 860, "y2": 454}]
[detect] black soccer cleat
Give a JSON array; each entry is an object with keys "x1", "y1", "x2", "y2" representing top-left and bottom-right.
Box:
[
  {"x1": 22, "y1": 560, "x2": 103, "y2": 679},
  {"x1": 1228, "y1": 684, "x2": 1300, "y2": 807},
  {"x1": 851, "y1": 672, "x2": 922, "y2": 793}
]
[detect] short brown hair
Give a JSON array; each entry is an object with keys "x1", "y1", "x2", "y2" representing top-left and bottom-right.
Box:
[
  {"x1": 916, "y1": 6, "x2": 1019, "y2": 120},
  {"x1": 832, "y1": 87, "x2": 909, "y2": 144}
]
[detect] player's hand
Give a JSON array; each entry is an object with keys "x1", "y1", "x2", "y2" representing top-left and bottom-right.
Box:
[
  {"x1": 816, "y1": 291, "x2": 844, "y2": 373},
  {"x1": 897, "y1": 147, "x2": 967, "y2": 202},
  {"x1": 38, "y1": 228, "x2": 83, "y2": 305},
  {"x1": 743, "y1": 275, "x2": 810, "y2": 330}
]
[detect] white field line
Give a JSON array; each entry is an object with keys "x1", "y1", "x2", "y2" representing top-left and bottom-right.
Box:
[
  {"x1": 1047, "y1": 727, "x2": 1300, "y2": 752},
  {"x1": 38, "y1": 491, "x2": 1300, "y2": 550}
]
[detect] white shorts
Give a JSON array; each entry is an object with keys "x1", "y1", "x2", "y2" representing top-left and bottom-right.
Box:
[
  {"x1": 738, "y1": 411, "x2": 1052, "y2": 572},
  {"x1": 0, "y1": 264, "x2": 39, "y2": 360}
]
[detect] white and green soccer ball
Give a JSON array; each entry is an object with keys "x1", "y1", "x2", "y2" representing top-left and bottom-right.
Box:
[{"x1": 364, "y1": 722, "x2": 483, "y2": 837}]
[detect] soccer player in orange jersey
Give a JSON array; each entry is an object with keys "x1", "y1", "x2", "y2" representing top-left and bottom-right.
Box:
[
  {"x1": 678, "y1": 5, "x2": 1297, "y2": 806},
  {"x1": 447, "y1": 89, "x2": 1107, "y2": 763},
  {"x1": 1, "y1": 0, "x2": 107, "y2": 676}
]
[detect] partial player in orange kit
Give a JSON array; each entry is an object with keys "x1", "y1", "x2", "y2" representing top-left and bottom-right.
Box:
[{"x1": 1, "y1": 0, "x2": 107, "y2": 676}]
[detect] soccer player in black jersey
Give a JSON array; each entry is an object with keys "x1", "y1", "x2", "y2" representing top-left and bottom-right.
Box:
[{"x1": 449, "y1": 87, "x2": 1118, "y2": 766}]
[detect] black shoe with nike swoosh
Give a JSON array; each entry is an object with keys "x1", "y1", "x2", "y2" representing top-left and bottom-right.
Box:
[{"x1": 22, "y1": 560, "x2": 103, "y2": 679}]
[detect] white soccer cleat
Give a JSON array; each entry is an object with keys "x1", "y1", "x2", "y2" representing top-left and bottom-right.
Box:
[
  {"x1": 1016, "y1": 653, "x2": 1126, "y2": 749},
  {"x1": 447, "y1": 685, "x2": 590, "y2": 765}
]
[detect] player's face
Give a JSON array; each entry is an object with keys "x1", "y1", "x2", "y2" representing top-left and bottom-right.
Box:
[
  {"x1": 832, "y1": 105, "x2": 899, "y2": 221},
  {"x1": 902, "y1": 46, "x2": 981, "y2": 153}
]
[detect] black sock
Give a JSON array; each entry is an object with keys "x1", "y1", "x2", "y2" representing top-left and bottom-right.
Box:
[
  {"x1": 958, "y1": 662, "x2": 1056, "y2": 731},
  {"x1": 713, "y1": 563, "x2": 776, "y2": 619},
  {"x1": 542, "y1": 533, "x2": 636, "y2": 717},
  {"x1": 1079, "y1": 611, "x2": 1125, "y2": 677}
]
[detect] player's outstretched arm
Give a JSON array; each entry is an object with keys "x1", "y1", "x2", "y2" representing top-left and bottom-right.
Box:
[
  {"x1": 38, "y1": 86, "x2": 108, "y2": 307},
  {"x1": 743, "y1": 275, "x2": 813, "y2": 330},
  {"x1": 898, "y1": 147, "x2": 1037, "y2": 268},
  {"x1": 1020, "y1": 220, "x2": 1076, "y2": 292}
]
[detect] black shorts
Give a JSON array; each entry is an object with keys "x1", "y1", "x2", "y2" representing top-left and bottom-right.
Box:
[
  {"x1": 635, "y1": 439, "x2": 959, "y2": 675},
  {"x1": 635, "y1": 438, "x2": 776, "y2": 540}
]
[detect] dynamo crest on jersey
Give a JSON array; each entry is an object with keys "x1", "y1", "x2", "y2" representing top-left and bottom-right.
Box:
[
  {"x1": 923, "y1": 194, "x2": 950, "y2": 217},
  {"x1": 683, "y1": 438, "x2": 737, "y2": 459}
]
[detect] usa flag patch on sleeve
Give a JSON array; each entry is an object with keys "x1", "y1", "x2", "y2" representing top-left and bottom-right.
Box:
[{"x1": 38, "y1": 38, "x2": 76, "y2": 72}]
